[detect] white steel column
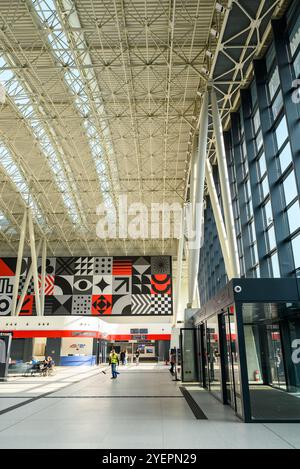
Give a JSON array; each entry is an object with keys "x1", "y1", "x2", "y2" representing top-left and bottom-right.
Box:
[
  {"x1": 173, "y1": 205, "x2": 185, "y2": 326},
  {"x1": 40, "y1": 237, "x2": 47, "y2": 315},
  {"x1": 11, "y1": 209, "x2": 27, "y2": 316},
  {"x1": 188, "y1": 91, "x2": 208, "y2": 306},
  {"x1": 189, "y1": 145, "x2": 197, "y2": 223},
  {"x1": 27, "y1": 209, "x2": 41, "y2": 316},
  {"x1": 16, "y1": 239, "x2": 42, "y2": 316},
  {"x1": 211, "y1": 90, "x2": 240, "y2": 278},
  {"x1": 205, "y1": 159, "x2": 233, "y2": 279}
]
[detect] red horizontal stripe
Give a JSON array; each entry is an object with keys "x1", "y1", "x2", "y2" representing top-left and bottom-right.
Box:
[
  {"x1": 1, "y1": 331, "x2": 171, "y2": 341},
  {"x1": 108, "y1": 334, "x2": 171, "y2": 341},
  {"x1": 113, "y1": 270, "x2": 132, "y2": 275},
  {"x1": 2, "y1": 330, "x2": 103, "y2": 339}
]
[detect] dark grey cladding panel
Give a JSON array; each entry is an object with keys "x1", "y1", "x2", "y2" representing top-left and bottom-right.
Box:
[
  {"x1": 232, "y1": 278, "x2": 300, "y2": 303},
  {"x1": 194, "y1": 278, "x2": 300, "y2": 325}
]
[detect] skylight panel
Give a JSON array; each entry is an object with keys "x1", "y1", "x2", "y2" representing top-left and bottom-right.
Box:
[
  {"x1": 0, "y1": 212, "x2": 10, "y2": 229},
  {"x1": 31, "y1": 0, "x2": 117, "y2": 212},
  {"x1": 0, "y1": 54, "x2": 83, "y2": 227},
  {"x1": 0, "y1": 141, "x2": 45, "y2": 225}
]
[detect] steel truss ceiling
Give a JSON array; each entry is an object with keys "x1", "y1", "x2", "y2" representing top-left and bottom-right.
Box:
[{"x1": 0, "y1": 0, "x2": 287, "y2": 257}]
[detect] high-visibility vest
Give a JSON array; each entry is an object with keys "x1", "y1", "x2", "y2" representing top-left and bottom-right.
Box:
[{"x1": 110, "y1": 353, "x2": 118, "y2": 364}]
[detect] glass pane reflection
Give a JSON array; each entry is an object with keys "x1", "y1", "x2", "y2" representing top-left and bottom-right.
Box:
[
  {"x1": 206, "y1": 316, "x2": 222, "y2": 399},
  {"x1": 242, "y1": 302, "x2": 300, "y2": 421}
]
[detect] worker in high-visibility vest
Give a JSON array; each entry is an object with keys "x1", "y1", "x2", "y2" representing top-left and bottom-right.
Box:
[{"x1": 109, "y1": 349, "x2": 120, "y2": 379}]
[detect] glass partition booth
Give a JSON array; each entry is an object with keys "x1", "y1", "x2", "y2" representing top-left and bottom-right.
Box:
[
  {"x1": 241, "y1": 302, "x2": 300, "y2": 421},
  {"x1": 191, "y1": 279, "x2": 300, "y2": 422},
  {"x1": 194, "y1": 307, "x2": 243, "y2": 419}
]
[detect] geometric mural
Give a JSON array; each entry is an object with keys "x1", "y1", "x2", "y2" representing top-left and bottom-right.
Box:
[{"x1": 0, "y1": 256, "x2": 173, "y2": 316}]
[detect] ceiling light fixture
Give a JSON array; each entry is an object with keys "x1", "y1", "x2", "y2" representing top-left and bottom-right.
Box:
[
  {"x1": 210, "y1": 28, "x2": 219, "y2": 39},
  {"x1": 201, "y1": 67, "x2": 209, "y2": 76},
  {"x1": 215, "y1": 2, "x2": 225, "y2": 13}
]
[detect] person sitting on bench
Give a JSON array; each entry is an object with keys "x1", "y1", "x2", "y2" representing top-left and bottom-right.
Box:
[{"x1": 41, "y1": 356, "x2": 55, "y2": 376}]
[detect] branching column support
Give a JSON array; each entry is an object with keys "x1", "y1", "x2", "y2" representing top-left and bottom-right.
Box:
[
  {"x1": 11, "y1": 210, "x2": 27, "y2": 316},
  {"x1": 205, "y1": 159, "x2": 232, "y2": 279},
  {"x1": 188, "y1": 91, "x2": 208, "y2": 307},
  {"x1": 28, "y1": 209, "x2": 41, "y2": 316},
  {"x1": 16, "y1": 239, "x2": 42, "y2": 316},
  {"x1": 173, "y1": 204, "x2": 186, "y2": 327},
  {"x1": 40, "y1": 237, "x2": 47, "y2": 315},
  {"x1": 211, "y1": 90, "x2": 240, "y2": 278}
]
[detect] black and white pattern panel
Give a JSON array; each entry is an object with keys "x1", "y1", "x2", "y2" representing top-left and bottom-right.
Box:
[
  {"x1": 131, "y1": 294, "x2": 152, "y2": 315},
  {"x1": 93, "y1": 257, "x2": 113, "y2": 275},
  {"x1": 151, "y1": 294, "x2": 172, "y2": 315},
  {"x1": 0, "y1": 256, "x2": 173, "y2": 316}
]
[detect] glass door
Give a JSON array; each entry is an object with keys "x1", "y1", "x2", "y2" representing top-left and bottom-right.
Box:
[
  {"x1": 285, "y1": 317, "x2": 300, "y2": 393},
  {"x1": 195, "y1": 325, "x2": 206, "y2": 386},
  {"x1": 202, "y1": 323, "x2": 208, "y2": 389},
  {"x1": 266, "y1": 324, "x2": 286, "y2": 390},
  {"x1": 206, "y1": 315, "x2": 222, "y2": 399},
  {"x1": 222, "y1": 310, "x2": 237, "y2": 410},
  {"x1": 180, "y1": 328, "x2": 198, "y2": 382}
]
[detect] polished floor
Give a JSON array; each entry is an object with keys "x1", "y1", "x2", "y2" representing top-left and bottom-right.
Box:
[{"x1": 0, "y1": 364, "x2": 299, "y2": 449}]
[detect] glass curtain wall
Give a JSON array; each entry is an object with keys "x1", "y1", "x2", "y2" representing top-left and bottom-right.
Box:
[{"x1": 198, "y1": 0, "x2": 300, "y2": 306}]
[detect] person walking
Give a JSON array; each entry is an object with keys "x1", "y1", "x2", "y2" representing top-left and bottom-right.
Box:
[
  {"x1": 169, "y1": 351, "x2": 176, "y2": 375},
  {"x1": 109, "y1": 349, "x2": 119, "y2": 379},
  {"x1": 120, "y1": 350, "x2": 126, "y2": 366},
  {"x1": 135, "y1": 348, "x2": 140, "y2": 366}
]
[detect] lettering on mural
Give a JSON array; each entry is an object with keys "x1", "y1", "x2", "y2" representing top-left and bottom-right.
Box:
[
  {"x1": 292, "y1": 78, "x2": 300, "y2": 103},
  {"x1": 291, "y1": 339, "x2": 300, "y2": 364}
]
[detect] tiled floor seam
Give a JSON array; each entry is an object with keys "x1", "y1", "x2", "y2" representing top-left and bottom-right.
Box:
[
  {"x1": 262, "y1": 424, "x2": 297, "y2": 449},
  {"x1": 0, "y1": 397, "x2": 63, "y2": 435},
  {"x1": 0, "y1": 369, "x2": 104, "y2": 416}
]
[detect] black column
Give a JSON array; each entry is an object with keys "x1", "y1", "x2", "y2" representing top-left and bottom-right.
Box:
[{"x1": 45, "y1": 338, "x2": 62, "y2": 366}]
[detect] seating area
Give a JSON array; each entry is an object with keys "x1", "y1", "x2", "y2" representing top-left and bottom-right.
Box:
[{"x1": 8, "y1": 361, "x2": 55, "y2": 377}]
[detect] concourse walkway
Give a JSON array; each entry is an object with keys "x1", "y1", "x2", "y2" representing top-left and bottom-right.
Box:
[{"x1": 0, "y1": 364, "x2": 299, "y2": 449}]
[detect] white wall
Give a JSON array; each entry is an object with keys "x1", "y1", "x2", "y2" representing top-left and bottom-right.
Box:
[
  {"x1": 0, "y1": 316, "x2": 170, "y2": 337},
  {"x1": 108, "y1": 322, "x2": 171, "y2": 335},
  {"x1": 0, "y1": 316, "x2": 114, "y2": 336}
]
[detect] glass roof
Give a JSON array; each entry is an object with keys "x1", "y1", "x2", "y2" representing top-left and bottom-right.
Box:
[
  {"x1": 0, "y1": 54, "x2": 83, "y2": 227},
  {"x1": 0, "y1": 140, "x2": 45, "y2": 226},
  {"x1": 31, "y1": 0, "x2": 117, "y2": 212}
]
